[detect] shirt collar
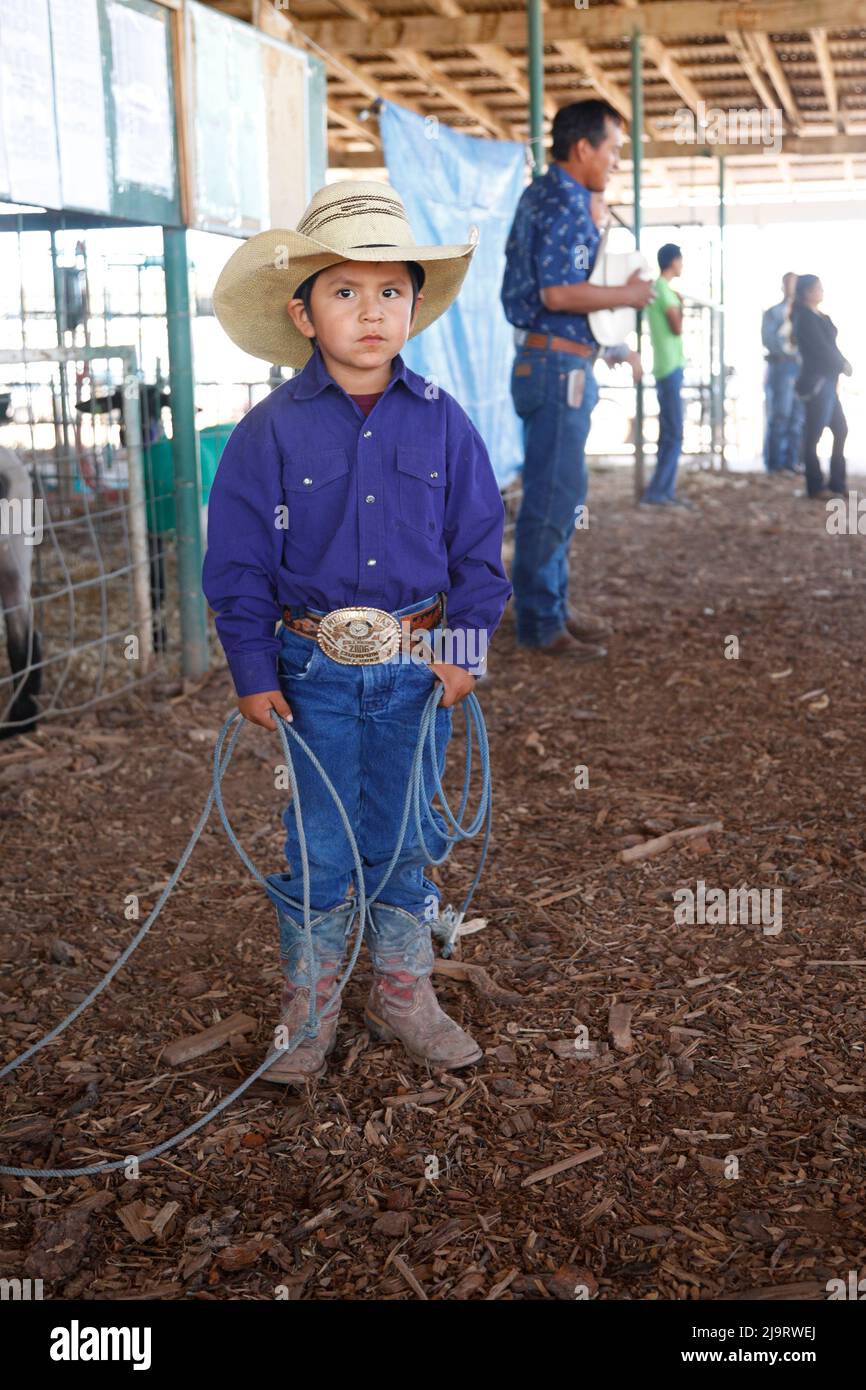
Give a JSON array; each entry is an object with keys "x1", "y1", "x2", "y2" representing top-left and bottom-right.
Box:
[
  {"x1": 292, "y1": 346, "x2": 427, "y2": 402},
  {"x1": 549, "y1": 162, "x2": 591, "y2": 205}
]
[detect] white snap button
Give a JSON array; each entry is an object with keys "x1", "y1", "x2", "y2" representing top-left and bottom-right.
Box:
[
  {"x1": 363, "y1": 429, "x2": 372, "y2": 438},
  {"x1": 366, "y1": 494, "x2": 375, "y2": 503},
  {"x1": 303, "y1": 477, "x2": 312, "y2": 485},
  {"x1": 367, "y1": 558, "x2": 377, "y2": 566},
  {"x1": 430, "y1": 471, "x2": 438, "y2": 478}
]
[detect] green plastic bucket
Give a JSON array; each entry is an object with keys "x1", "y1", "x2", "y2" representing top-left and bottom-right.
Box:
[{"x1": 144, "y1": 423, "x2": 234, "y2": 533}]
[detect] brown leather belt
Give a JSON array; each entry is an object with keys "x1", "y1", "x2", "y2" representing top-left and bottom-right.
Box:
[
  {"x1": 282, "y1": 595, "x2": 443, "y2": 643},
  {"x1": 523, "y1": 332, "x2": 595, "y2": 358}
]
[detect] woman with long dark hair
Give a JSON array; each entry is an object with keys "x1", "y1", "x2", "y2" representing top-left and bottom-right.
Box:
[{"x1": 791, "y1": 275, "x2": 852, "y2": 498}]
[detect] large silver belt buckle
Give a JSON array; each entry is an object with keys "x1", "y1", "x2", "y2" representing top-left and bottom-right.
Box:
[{"x1": 316, "y1": 606, "x2": 402, "y2": 666}]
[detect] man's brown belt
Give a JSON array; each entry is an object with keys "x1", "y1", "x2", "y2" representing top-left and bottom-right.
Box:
[{"x1": 523, "y1": 332, "x2": 595, "y2": 358}]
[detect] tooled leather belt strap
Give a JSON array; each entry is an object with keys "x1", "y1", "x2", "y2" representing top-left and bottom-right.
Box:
[{"x1": 282, "y1": 596, "x2": 443, "y2": 642}]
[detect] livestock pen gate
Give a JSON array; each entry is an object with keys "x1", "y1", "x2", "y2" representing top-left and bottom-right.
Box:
[{"x1": 0, "y1": 0, "x2": 326, "y2": 738}]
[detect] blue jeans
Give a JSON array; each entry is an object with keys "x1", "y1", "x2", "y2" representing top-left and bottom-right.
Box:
[
  {"x1": 802, "y1": 377, "x2": 847, "y2": 496},
  {"x1": 266, "y1": 611, "x2": 452, "y2": 929},
  {"x1": 644, "y1": 366, "x2": 684, "y2": 502},
  {"x1": 765, "y1": 357, "x2": 804, "y2": 472},
  {"x1": 510, "y1": 346, "x2": 599, "y2": 645}
]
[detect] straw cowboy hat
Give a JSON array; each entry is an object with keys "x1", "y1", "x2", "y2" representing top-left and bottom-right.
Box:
[{"x1": 213, "y1": 180, "x2": 480, "y2": 368}]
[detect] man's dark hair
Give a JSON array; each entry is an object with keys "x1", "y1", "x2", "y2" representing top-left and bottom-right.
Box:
[
  {"x1": 293, "y1": 261, "x2": 426, "y2": 328},
  {"x1": 658, "y1": 243, "x2": 682, "y2": 271},
  {"x1": 551, "y1": 100, "x2": 623, "y2": 161}
]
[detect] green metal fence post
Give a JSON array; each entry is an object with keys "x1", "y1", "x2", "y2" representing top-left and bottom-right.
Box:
[
  {"x1": 163, "y1": 226, "x2": 208, "y2": 680},
  {"x1": 631, "y1": 30, "x2": 645, "y2": 502},
  {"x1": 527, "y1": 0, "x2": 544, "y2": 177}
]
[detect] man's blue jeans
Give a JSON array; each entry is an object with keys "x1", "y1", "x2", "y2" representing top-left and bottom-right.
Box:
[
  {"x1": 265, "y1": 617, "x2": 452, "y2": 938},
  {"x1": 644, "y1": 366, "x2": 684, "y2": 502},
  {"x1": 510, "y1": 346, "x2": 599, "y2": 646},
  {"x1": 765, "y1": 357, "x2": 804, "y2": 472}
]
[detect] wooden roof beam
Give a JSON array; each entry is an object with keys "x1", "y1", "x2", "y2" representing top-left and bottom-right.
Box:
[
  {"x1": 273, "y1": 0, "x2": 515, "y2": 139},
  {"x1": 725, "y1": 31, "x2": 782, "y2": 116},
  {"x1": 424, "y1": 0, "x2": 558, "y2": 123},
  {"x1": 328, "y1": 99, "x2": 383, "y2": 148},
  {"x1": 614, "y1": 0, "x2": 704, "y2": 114},
  {"x1": 552, "y1": 39, "x2": 632, "y2": 124},
  {"x1": 627, "y1": 132, "x2": 866, "y2": 160},
  {"x1": 746, "y1": 31, "x2": 803, "y2": 134},
  {"x1": 295, "y1": 3, "x2": 866, "y2": 56},
  {"x1": 390, "y1": 47, "x2": 513, "y2": 139},
  {"x1": 811, "y1": 28, "x2": 846, "y2": 134}
]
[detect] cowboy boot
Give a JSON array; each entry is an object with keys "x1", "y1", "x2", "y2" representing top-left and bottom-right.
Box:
[
  {"x1": 262, "y1": 876, "x2": 356, "y2": 1085},
  {"x1": 364, "y1": 903, "x2": 482, "y2": 1069}
]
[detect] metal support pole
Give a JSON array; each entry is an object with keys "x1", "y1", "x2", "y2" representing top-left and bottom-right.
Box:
[
  {"x1": 718, "y1": 154, "x2": 727, "y2": 470},
  {"x1": 121, "y1": 354, "x2": 155, "y2": 676},
  {"x1": 49, "y1": 230, "x2": 72, "y2": 508},
  {"x1": 527, "y1": 0, "x2": 545, "y2": 177},
  {"x1": 631, "y1": 30, "x2": 645, "y2": 501},
  {"x1": 163, "y1": 226, "x2": 208, "y2": 681}
]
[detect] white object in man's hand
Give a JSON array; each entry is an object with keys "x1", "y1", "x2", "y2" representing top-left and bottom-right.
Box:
[{"x1": 623, "y1": 269, "x2": 655, "y2": 309}]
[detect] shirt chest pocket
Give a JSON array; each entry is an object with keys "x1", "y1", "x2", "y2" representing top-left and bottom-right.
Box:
[
  {"x1": 281, "y1": 448, "x2": 350, "y2": 532},
  {"x1": 396, "y1": 445, "x2": 446, "y2": 538}
]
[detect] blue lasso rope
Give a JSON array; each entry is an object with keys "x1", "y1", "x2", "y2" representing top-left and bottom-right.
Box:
[{"x1": 0, "y1": 685, "x2": 490, "y2": 1178}]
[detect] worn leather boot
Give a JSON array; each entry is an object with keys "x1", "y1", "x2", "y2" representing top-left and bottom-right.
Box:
[
  {"x1": 264, "y1": 972, "x2": 342, "y2": 1085},
  {"x1": 566, "y1": 609, "x2": 611, "y2": 642},
  {"x1": 364, "y1": 903, "x2": 482, "y2": 1069},
  {"x1": 540, "y1": 630, "x2": 607, "y2": 661},
  {"x1": 261, "y1": 880, "x2": 356, "y2": 1086}
]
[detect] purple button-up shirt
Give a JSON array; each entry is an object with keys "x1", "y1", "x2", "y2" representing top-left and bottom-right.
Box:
[{"x1": 202, "y1": 347, "x2": 512, "y2": 697}]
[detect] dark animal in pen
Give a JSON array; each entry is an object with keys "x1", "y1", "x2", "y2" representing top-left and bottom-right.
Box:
[
  {"x1": 75, "y1": 383, "x2": 171, "y2": 448},
  {"x1": 76, "y1": 385, "x2": 172, "y2": 653},
  {"x1": 0, "y1": 447, "x2": 42, "y2": 738}
]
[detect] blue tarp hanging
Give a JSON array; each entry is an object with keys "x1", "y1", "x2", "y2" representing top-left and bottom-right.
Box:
[{"x1": 379, "y1": 101, "x2": 526, "y2": 487}]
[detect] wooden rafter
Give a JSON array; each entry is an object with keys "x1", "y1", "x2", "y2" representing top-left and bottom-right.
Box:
[
  {"x1": 615, "y1": 0, "x2": 703, "y2": 114},
  {"x1": 745, "y1": 31, "x2": 803, "y2": 134},
  {"x1": 426, "y1": 0, "x2": 558, "y2": 124},
  {"x1": 275, "y1": 0, "x2": 514, "y2": 141},
  {"x1": 552, "y1": 39, "x2": 632, "y2": 124},
  {"x1": 295, "y1": 3, "x2": 866, "y2": 57},
  {"x1": 390, "y1": 47, "x2": 512, "y2": 139},
  {"x1": 329, "y1": 99, "x2": 382, "y2": 148},
  {"x1": 631, "y1": 132, "x2": 866, "y2": 160},
  {"x1": 236, "y1": 0, "x2": 866, "y2": 174},
  {"x1": 811, "y1": 28, "x2": 846, "y2": 133},
  {"x1": 725, "y1": 31, "x2": 782, "y2": 117}
]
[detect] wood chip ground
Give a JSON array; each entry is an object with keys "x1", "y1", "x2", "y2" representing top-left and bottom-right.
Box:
[{"x1": 2, "y1": 470, "x2": 865, "y2": 1300}]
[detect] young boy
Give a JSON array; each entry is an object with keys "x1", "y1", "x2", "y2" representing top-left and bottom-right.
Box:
[{"x1": 203, "y1": 181, "x2": 511, "y2": 1084}]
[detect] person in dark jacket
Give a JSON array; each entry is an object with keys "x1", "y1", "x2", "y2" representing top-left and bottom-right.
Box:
[{"x1": 791, "y1": 275, "x2": 853, "y2": 498}]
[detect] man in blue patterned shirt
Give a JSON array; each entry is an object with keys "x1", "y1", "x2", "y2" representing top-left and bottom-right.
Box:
[{"x1": 501, "y1": 100, "x2": 654, "y2": 655}]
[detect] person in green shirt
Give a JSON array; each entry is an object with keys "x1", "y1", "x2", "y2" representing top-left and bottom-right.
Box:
[{"x1": 642, "y1": 243, "x2": 691, "y2": 507}]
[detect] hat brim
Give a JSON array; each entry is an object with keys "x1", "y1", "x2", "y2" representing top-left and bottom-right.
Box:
[{"x1": 213, "y1": 228, "x2": 477, "y2": 368}]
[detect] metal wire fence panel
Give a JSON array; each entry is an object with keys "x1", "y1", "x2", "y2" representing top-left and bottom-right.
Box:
[
  {"x1": 0, "y1": 221, "x2": 281, "y2": 736},
  {"x1": 0, "y1": 346, "x2": 163, "y2": 733}
]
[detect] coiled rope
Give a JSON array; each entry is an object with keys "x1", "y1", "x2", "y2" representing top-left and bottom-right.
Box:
[{"x1": 0, "y1": 684, "x2": 491, "y2": 1179}]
